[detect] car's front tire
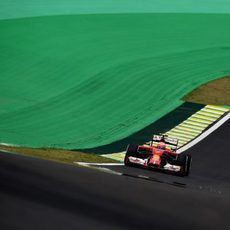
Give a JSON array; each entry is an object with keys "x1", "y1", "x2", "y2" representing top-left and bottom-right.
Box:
[
  {"x1": 124, "y1": 144, "x2": 138, "y2": 166},
  {"x1": 175, "y1": 153, "x2": 192, "y2": 176}
]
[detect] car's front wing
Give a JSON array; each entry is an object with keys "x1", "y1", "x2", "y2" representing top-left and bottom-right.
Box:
[{"x1": 128, "y1": 156, "x2": 181, "y2": 172}]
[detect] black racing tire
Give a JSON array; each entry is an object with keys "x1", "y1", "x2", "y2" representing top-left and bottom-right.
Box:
[
  {"x1": 124, "y1": 144, "x2": 138, "y2": 166},
  {"x1": 126, "y1": 144, "x2": 138, "y2": 156},
  {"x1": 184, "y1": 154, "x2": 192, "y2": 176},
  {"x1": 175, "y1": 153, "x2": 186, "y2": 166},
  {"x1": 175, "y1": 154, "x2": 192, "y2": 176}
]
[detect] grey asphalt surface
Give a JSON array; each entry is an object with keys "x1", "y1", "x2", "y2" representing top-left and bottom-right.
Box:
[{"x1": 0, "y1": 120, "x2": 230, "y2": 230}]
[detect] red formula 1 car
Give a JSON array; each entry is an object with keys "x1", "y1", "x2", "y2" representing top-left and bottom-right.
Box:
[{"x1": 124, "y1": 135, "x2": 191, "y2": 176}]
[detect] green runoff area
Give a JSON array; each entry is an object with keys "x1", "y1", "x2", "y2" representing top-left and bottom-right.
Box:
[{"x1": 1, "y1": 1, "x2": 230, "y2": 153}]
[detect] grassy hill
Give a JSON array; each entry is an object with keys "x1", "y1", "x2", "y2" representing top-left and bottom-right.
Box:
[{"x1": 0, "y1": 2, "x2": 230, "y2": 149}]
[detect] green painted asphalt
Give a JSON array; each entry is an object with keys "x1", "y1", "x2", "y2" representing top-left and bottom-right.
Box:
[
  {"x1": 1, "y1": 0, "x2": 230, "y2": 20},
  {"x1": 1, "y1": 3, "x2": 230, "y2": 149}
]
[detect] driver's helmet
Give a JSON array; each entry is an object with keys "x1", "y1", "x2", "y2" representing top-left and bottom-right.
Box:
[{"x1": 157, "y1": 142, "x2": 166, "y2": 150}]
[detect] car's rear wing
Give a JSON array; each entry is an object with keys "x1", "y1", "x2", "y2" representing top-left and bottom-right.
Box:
[{"x1": 152, "y1": 134, "x2": 178, "y2": 148}]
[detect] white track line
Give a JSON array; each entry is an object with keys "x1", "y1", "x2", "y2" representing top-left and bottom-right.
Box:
[
  {"x1": 74, "y1": 162, "x2": 123, "y2": 175},
  {"x1": 177, "y1": 112, "x2": 230, "y2": 153},
  {"x1": 0, "y1": 149, "x2": 11, "y2": 153},
  {"x1": 74, "y1": 162, "x2": 124, "y2": 166},
  {"x1": 95, "y1": 167, "x2": 123, "y2": 175},
  {"x1": 0, "y1": 143, "x2": 19, "y2": 147}
]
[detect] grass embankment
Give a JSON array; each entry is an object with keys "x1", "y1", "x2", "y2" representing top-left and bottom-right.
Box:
[
  {"x1": 1, "y1": 77, "x2": 229, "y2": 164},
  {"x1": 1, "y1": 14, "x2": 230, "y2": 150},
  {"x1": 0, "y1": 145, "x2": 119, "y2": 165},
  {"x1": 183, "y1": 76, "x2": 230, "y2": 105}
]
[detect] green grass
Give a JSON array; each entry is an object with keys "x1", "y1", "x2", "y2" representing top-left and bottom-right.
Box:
[
  {"x1": 1, "y1": 13, "x2": 230, "y2": 149},
  {"x1": 183, "y1": 76, "x2": 230, "y2": 105},
  {"x1": 0, "y1": 145, "x2": 119, "y2": 165},
  {"x1": 1, "y1": 0, "x2": 230, "y2": 20}
]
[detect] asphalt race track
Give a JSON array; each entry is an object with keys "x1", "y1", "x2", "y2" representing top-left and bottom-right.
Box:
[{"x1": 0, "y1": 121, "x2": 230, "y2": 230}]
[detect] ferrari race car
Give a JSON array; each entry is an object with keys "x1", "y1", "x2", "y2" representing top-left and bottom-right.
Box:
[{"x1": 124, "y1": 135, "x2": 192, "y2": 176}]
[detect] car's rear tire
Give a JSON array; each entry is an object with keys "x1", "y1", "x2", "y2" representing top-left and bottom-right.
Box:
[
  {"x1": 175, "y1": 154, "x2": 192, "y2": 176},
  {"x1": 124, "y1": 144, "x2": 138, "y2": 166}
]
